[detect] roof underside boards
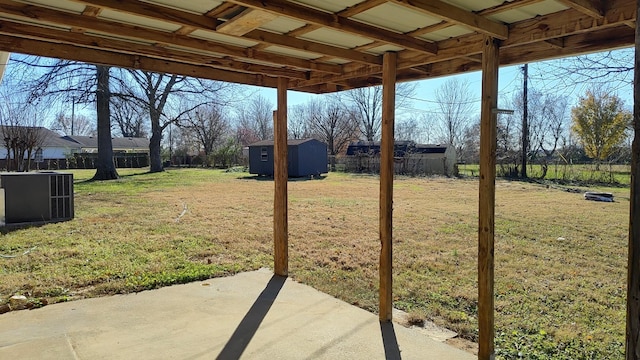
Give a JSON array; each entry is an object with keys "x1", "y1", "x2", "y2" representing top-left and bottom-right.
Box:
[{"x1": 0, "y1": 0, "x2": 634, "y2": 93}]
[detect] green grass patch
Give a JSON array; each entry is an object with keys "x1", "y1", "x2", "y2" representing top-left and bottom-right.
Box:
[{"x1": 459, "y1": 163, "x2": 631, "y2": 185}]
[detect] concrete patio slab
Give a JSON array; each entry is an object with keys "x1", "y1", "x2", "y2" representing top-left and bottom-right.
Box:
[{"x1": 0, "y1": 268, "x2": 475, "y2": 359}]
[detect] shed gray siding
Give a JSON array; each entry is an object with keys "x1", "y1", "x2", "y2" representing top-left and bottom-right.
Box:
[
  {"x1": 248, "y1": 139, "x2": 328, "y2": 177},
  {"x1": 248, "y1": 145, "x2": 277, "y2": 176}
]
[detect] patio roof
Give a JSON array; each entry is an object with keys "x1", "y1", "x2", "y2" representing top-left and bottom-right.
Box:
[{"x1": 0, "y1": 0, "x2": 634, "y2": 93}]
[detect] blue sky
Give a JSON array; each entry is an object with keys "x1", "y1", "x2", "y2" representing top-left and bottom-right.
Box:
[{"x1": 255, "y1": 48, "x2": 634, "y2": 120}]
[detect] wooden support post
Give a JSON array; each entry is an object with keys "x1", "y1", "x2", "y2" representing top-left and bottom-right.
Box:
[
  {"x1": 274, "y1": 77, "x2": 288, "y2": 276},
  {"x1": 478, "y1": 35, "x2": 499, "y2": 360},
  {"x1": 379, "y1": 51, "x2": 396, "y2": 322},
  {"x1": 626, "y1": 3, "x2": 640, "y2": 358}
]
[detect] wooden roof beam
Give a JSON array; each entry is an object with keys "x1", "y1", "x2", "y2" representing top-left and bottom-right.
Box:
[
  {"x1": 556, "y1": 0, "x2": 605, "y2": 19},
  {"x1": 477, "y1": 0, "x2": 545, "y2": 16},
  {"x1": 544, "y1": 37, "x2": 565, "y2": 48},
  {"x1": 0, "y1": 0, "x2": 342, "y2": 74},
  {"x1": 205, "y1": 2, "x2": 240, "y2": 18},
  {"x1": 243, "y1": 29, "x2": 383, "y2": 65},
  {"x1": 0, "y1": 20, "x2": 310, "y2": 80},
  {"x1": 285, "y1": 24, "x2": 321, "y2": 37},
  {"x1": 81, "y1": 5, "x2": 102, "y2": 17},
  {"x1": 68, "y1": 0, "x2": 219, "y2": 29},
  {"x1": 69, "y1": 0, "x2": 379, "y2": 65},
  {"x1": 227, "y1": 0, "x2": 438, "y2": 54},
  {"x1": 337, "y1": 0, "x2": 388, "y2": 17},
  {"x1": 217, "y1": 8, "x2": 277, "y2": 36},
  {"x1": 390, "y1": 0, "x2": 508, "y2": 40},
  {"x1": 297, "y1": 22, "x2": 635, "y2": 91},
  {"x1": 397, "y1": 0, "x2": 634, "y2": 73},
  {"x1": 505, "y1": 0, "x2": 635, "y2": 47},
  {"x1": 407, "y1": 21, "x2": 453, "y2": 37},
  {"x1": 0, "y1": 35, "x2": 283, "y2": 88}
]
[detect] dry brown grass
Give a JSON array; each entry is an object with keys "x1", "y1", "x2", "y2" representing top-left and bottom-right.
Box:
[{"x1": 0, "y1": 169, "x2": 629, "y2": 356}]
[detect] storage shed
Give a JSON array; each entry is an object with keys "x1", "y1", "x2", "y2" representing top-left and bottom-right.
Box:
[
  {"x1": 249, "y1": 139, "x2": 328, "y2": 177},
  {"x1": 344, "y1": 141, "x2": 456, "y2": 176}
]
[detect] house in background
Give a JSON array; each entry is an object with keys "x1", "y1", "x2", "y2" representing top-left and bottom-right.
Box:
[
  {"x1": 0, "y1": 127, "x2": 78, "y2": 169},
  {"x1": 0, "y1": 126, "x2": 150, "y2": 170},
  {"x1": 248, "y1": 139, "x2": 328, "y2": 177},
  {"x1": 63, "y1": 135, "x2": 149, "y2": 154}
]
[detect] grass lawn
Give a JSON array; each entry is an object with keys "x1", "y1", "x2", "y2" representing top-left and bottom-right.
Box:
[
  {"x1": 459, "y1": 163, "x2": 631, "y2": 186},
  {"x1": 0, "y1": 168, "x2": 629, "y2": 358}
]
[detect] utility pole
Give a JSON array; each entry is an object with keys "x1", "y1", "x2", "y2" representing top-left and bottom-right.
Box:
[
  {"x1": 71, "y1": 97, "x2": 75, "y2": 136},
  {"x1": 521, "y1": 63, "x2": 528, "y2": 178}
]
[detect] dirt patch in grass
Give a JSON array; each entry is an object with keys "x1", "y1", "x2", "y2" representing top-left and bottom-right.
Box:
[{"x1": 0, "y1": 169, "x2": 629, "y2": 358}]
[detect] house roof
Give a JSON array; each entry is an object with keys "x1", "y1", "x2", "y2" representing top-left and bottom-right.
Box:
[
  {"x1": 0, "y1": 0, "x2": 632, "y2": 93},
  {"x1": 346, "y1": 140, "x2": 449, "y2": 155},
  {"x1": 0, "y1": 126, "x2": 78, "y2": 148},
  {"x1": 249, "y1": 138, "x2": 320, "y2": 147},
  {"x1": 64, "y1": 135, "x2": 149, "y2": 149}
]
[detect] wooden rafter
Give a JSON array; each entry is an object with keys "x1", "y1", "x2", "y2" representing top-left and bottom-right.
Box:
[
  {"x1": 67, "y1": 0, "x2": 380, "y2": 65},
  {"x1": 244, "y1": 29, "x2": 382, "y2": 65},
  {"x1": 0, "y1": 0, "x2": 341, "y2": 74},
  {"x1": 407, "y1": 21, "x2": 453, "y2": 37},
  {"x1": 0, "y1": 20, "x2": 309, "y2": 80},
  {"x1": 204, "y1": 2, "x2": 239, "y2": 18},
  {"x1": 293, "y1": 23, "x2": 633, "y2": 91},
  {"x1": 0, "y1": 35, "x2": 284, "y2": 88},
  {"x1": 390, "y1": 0, "x2": 509, "y2": 40},
  {"x1": 477, "y1": 0, "x2": 546, "y2": 16},
  {"x1": 544, "y1": 37, "x2": 565, "y2": 48},
  {"x1": 337, "y1": 0, "x2": 388, "y2": 17},
  {"x1": 556, "y1": 0, "x2": 605, "y2": 19},
  {"x1": 68, "y1": 0, "x2": 219, "y2": 29},
  {"x1": 505, "y1": 0, "x2": 635, "y2": 47},
  {"x1": 227, "y1": 0, "x2": 438, "y2": 54},
  {"x1": 285, "y1": 24, "x2": 321, "y2": 37},
  {"x1": 390, "y1": 0, "x2": 635, "y2": 74},
  {"x1": 81, "y1": 5, "x2": 101, "y2": 17},
  {"x1": 217, "y1": 8, "x2": 277, "y2": 36}
]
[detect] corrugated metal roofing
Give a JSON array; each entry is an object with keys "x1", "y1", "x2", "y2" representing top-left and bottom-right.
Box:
[
  {"x1": 0, "y1": 0, "x2": 633, "y2": 93},
  {"x1": 352, "y1": 3, "x2": 442, "y2": 33}
]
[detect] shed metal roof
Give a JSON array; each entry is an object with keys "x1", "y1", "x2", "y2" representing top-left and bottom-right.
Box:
[
  {"x1": 249, "y1": 138, "x2": 321, "y2": 147},
  {"x1": 0, "y1": 0, "x2": 633, "y2": 93}
]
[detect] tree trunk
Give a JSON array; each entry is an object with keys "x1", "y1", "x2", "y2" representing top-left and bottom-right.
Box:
[
  {"x1": 92, "y1": 65, "x2": 119, "y2": 180},
  {"x1": 149, "y1": 115, "x2": 163, "y2": 172}
]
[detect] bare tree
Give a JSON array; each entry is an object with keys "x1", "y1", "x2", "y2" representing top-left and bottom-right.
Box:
[
  {"x1": 111, "y1": 96, "x2": 147, "y2": 138},
  {"x1": 51, "y1": 111, "x2": 95, "y2": 136},
  {"x1": 288, "y1": 104, "x2": 311, "y2": 139},
  {"x1": 307, "y1": 96, "x2": 358, "y2": 156},
  {"x1": 533, "y1": 94, "x2": 569, "y2": 178},
  {"x1": 235, "y1": 94, "x2": 273, "y2": 142},
  {"x1": 0, "y1": 99, "x2": 49, "y2": 171},
  {"x1": 183, "y1": 104, "x2": 229, "y2": 166},
  {"x1": 532, "y1": 49, "x2": 633, "y2": 92},
  {"x1": 395, "y1": 118, "x2": 419, "y2": 142},
  {"x1": 13, "y1": 57, "x2": 119, "y2": 179},
  {"x1": 496, "y1": 110, "x2": 520, "y2": 176},
  {"x1": 460, "y1": 118, "x2": 480, "y2": 164},
  {"x1": 344, "y1": 83, "x2": 416, "y2": 141},
  {"x1": 434, "y1": 78, "x2": 475, "y2": 160},
  {"x1": 114, "y1": 69, "x2": 231, "y2": 172}
]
